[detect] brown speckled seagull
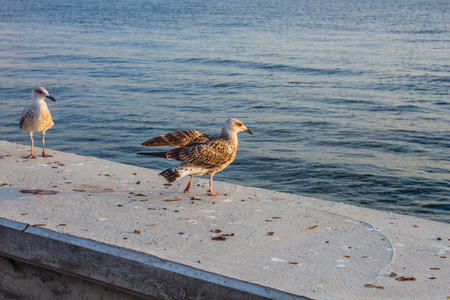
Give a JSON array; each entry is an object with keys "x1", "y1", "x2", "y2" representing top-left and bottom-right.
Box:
[
  {"x1": 19, "y1": 87, "x2": 56, "y2": 159},
  {"x1": 138, "y1": 118, "x2": 254, "y2": 196}
]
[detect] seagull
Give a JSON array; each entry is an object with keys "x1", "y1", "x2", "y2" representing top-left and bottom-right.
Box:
[
  {"x1": 138, "y1": 118, "x2": 254, "y2": 196},
  {"x1": 19, "y1": 87, "x2": 56, "y2": 159}
]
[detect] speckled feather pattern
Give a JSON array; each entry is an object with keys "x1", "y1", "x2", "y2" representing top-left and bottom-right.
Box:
[
  {"x1": 158, "y1": 130, "x2": 238, "y2": 176},
  {"x1": 20, "y1": 102, "x2": 54, "y2": 133},
  {"x1": 142, "y1": 128, "x2": 236, "y2": 171},
  {"x1": 179, "y1": 137, "x2": 237, "y2": 172},
  {"x1": 141, "y1": 129, "x2": 212, "y2": 147}
]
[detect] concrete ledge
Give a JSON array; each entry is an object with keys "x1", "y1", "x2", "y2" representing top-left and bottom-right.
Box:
[{"x1": 0, "y1": 141, "x2": 449, "y2": 299}]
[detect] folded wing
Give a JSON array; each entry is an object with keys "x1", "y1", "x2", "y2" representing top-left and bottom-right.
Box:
[
  {"x1": 179, "y1": 140, "x2": 234, "y2": 169},
  {"x1": 141, "y1": 129, "x2": 211, "y2": 147}
]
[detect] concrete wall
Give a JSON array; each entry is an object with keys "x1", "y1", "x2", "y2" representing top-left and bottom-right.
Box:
[{"x1": 0, "y1": 256, "x2": 152, "y2": 300}]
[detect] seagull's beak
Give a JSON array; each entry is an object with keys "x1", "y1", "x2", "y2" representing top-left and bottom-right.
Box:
[
  {"x1": 245, "y1": 128, "x2": 254, "y2": 135},
  {"x1": 46, "y1": 95, "x2": 56, "y2": 102}
]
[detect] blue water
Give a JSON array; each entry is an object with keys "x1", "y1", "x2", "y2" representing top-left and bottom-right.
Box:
[{"x1": 0, "y1": 0, "x2": 449, "y2": 222}]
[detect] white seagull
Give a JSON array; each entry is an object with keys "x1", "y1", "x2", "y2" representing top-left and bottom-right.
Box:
[
  {"x1": 19, "y1": 87, "x2": 56, "y2": 159},
  {"x1": 138, "y1": 118, "x2": 254, "y2": 196}
]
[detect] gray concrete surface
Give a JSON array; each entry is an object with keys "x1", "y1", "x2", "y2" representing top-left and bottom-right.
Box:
[{"x1": 0, "y1": 140, "x2": 449, "y2": 299}]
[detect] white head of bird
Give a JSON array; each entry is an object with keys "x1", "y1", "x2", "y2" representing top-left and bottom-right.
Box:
[
  {"x1": 32, "y1": 87, "x2": 56, "y2": 102},
  {"x1": 222, "y1": 118, "x2": 254, "y2": 137}
]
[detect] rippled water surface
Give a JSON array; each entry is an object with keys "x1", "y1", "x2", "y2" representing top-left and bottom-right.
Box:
[{"x1": 0, "y1": 0, "x2": 449, "y2": 222}]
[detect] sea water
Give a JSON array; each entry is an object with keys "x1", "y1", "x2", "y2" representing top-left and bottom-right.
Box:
[{"x1": 0, "y1": 0, "x2": 448, "y2": 222}]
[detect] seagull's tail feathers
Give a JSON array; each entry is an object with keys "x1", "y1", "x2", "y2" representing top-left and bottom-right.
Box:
[
  {"x1": 137, "y1": 151, "x2": 167, "y2": 158},
  {"x1": 159, "y1": 167, "x2": 182, "y2": 183},
  {"x1": 159, "y1": 165, "x2": 204, "y2": 183},
  {"x1": 137, "y1": 148, "x2": 182, "y2": 161}
]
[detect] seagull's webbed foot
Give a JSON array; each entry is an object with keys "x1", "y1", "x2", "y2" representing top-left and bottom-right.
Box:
[
  {"x1": 208, "y1": 192, "x2": 223, "y2": 196},
  {"x1": 24, "y1": 154, "x2": 36, "y2": 159},
  {"x1": 208, "y1": 175, "x2": 222, "y2": 196},
  {"x1": 41, "y1": 152, "x2": 53, "y2": 158}
]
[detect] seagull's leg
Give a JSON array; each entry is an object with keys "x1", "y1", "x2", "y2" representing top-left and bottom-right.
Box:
[
  {"x1": 208, "y1": 174, "x2": 223, "y2": 196},
  {"x1": 41, "y1": 130, "x2": 53, "y2": 158},
  {"x1": 25, "y1": 132, "x2": 36, "y2": 159},
  {"x1": 184, "y1": 175, "x2": 194, "y2": 193}
]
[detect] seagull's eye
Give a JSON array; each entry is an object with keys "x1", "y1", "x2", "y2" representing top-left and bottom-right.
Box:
[{"x1": 237, "y1": 123, "x2": 243, "y2": 127}]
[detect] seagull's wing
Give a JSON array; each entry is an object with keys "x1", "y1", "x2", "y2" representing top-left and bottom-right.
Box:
[
  {"x1": 179, "y1": 139, "x2": 234, "y2": 169},
  {"x1": 19, "y1": 107, "x2": 31, "y2": 130},
  {"x1": 19, "y1": 116, "x2": 25, "y2": 130},
  {"x1": 141, "y1": 129, "x2": 211, "y2": 147}
]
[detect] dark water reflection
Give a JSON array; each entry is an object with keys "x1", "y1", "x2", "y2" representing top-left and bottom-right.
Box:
[{"x1": 0, "y1": 0, "x2": 449, "y2": 222}]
